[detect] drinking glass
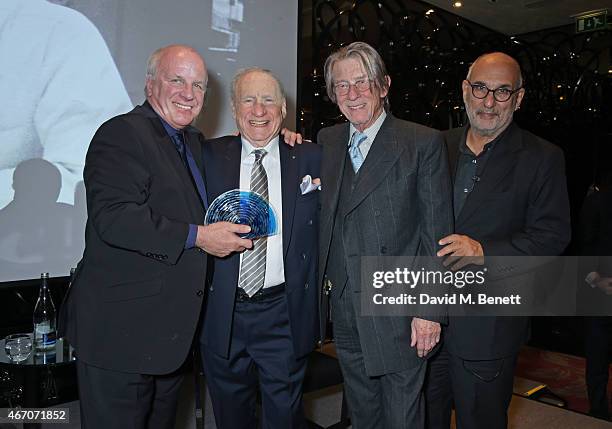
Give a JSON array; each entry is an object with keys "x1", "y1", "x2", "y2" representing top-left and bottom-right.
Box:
[{"x1": 4, "y1": 333, "x2": 33, "y2": 363}]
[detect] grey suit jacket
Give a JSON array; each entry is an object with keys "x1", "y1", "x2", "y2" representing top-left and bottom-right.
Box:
[{"x1": 318, "y1": 114, "x2": 454, "y2": 376}]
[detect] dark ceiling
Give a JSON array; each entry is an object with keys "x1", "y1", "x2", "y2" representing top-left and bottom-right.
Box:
[{"x1": 422, "y1": 0, "x2": 612, "y2": 35}]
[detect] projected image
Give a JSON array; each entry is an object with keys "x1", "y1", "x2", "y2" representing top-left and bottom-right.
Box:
[
  {"x1": 0, "y1": 0, "x2": 297, "y2": 282},
  {"x1": 210, "y1": 0, "x2": 244, "y2": 53},
  {"x1": 0, "y1": 0, "x2": 132, "y2": 277}
]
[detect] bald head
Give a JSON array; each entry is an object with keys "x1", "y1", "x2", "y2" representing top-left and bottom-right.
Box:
[
  {"x1": 467, "y1": 52, "x2": 523, "y2": 88},
  {"x1": 145, "y1": 45, "x2": 207, "y2": 129},
  {"x1": 462, "y1": 52, "x2": 525, "y2": 141}
]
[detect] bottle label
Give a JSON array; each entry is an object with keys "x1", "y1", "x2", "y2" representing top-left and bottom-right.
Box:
[{"x1": 34, "y1": 324, "x2": 57, "y2": 347}]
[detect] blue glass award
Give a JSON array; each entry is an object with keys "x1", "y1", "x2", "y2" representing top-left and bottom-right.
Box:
[{"x1": 204, "y1": 189, "x2": 279, "y2": 239}]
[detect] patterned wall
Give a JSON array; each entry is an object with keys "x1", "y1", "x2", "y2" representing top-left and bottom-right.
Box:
[{"x1": 299, "y1": 0, "x2": 611, "y2": 211}]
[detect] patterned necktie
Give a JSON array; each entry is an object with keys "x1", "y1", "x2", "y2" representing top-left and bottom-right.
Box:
[
  {"x1": 238, "y1": 149, "x2": 268, "y2": 297},
  {"x1": 349, "y1": 131, "x2": 367, "y2": 173},
  {"x1": 171, "y1": 132, "x2": 188, "y2": 167}
]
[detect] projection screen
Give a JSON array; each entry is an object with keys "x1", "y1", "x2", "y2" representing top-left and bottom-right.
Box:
[{"x1": 0, "y1": 0, "x2": 298, "y2": 282}]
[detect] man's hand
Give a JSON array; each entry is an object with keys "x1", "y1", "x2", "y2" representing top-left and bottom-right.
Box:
[
  {"x1": 410, "y1": 317, "x2": 441, "y2": 358},
  {"x1": 437, "y1": 234, "x2": 484, "y2": 271},
  {"x1": 280, "y1": 128, "x2": 303, "y2": 147},
  {"x1": 591, "y1": 273, "x2": 612, "y2": 295},
  {"x1": 196, "y1": 222, "x2": 252, "y2": 257}
]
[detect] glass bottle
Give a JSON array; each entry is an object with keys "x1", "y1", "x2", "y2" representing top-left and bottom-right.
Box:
[{"x1": 33, "y1": 273, "x2": 57, "y2": 352}]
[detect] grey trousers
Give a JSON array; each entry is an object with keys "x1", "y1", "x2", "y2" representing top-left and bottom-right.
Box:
[{"x1": 332, "y1": 288, "x2": 426, "y2": 429}]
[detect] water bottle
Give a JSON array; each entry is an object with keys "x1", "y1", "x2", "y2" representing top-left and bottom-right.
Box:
[{"x1": 33, "y1": 273, "x2": 57, "y2": 351}]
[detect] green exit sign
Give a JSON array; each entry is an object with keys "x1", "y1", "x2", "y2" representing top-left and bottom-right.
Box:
[{"x1": 575, "y1": 11, "x2": 608, "y2": 33}]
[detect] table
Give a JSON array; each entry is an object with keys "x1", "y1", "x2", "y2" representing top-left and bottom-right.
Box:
[{"x1": 1, "y1": 337, "x2": 76, "y2": 428}]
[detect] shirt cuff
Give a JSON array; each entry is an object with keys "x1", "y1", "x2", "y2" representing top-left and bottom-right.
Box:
[{"x1": 185, "y1": 224, "x2": 197, "y2": 249}]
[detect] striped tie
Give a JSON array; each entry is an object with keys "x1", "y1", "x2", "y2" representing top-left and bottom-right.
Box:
[
  {"x1": 349, "y1": 131, "x2": 367, "y2": 172},
  {"x1": 238, "y1": 149, "x2": 268, "y2": 297}
]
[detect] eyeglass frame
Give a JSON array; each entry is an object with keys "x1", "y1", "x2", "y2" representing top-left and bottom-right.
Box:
[
  {"x1": 465, "y1": 80, "x2": 523, "y2": 102},
  {"x1": 332, "y1": 78, "x2": 372, "y2": 96}
]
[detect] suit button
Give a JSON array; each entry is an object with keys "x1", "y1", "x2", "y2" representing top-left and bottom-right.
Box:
[
  {"x1": 380, "y1": 246, "x2": 387, "y2": 254},
  {"x1": 197, "y1": 248, "x2": 205, "y2": 254},
  {"x1": 374, "y1": 210, "x2": 380, "y2": 216},
  {"x1": 302, "y1": 253, "x2": 307, "y2": 260},
  {"x1": 144, "y1": 355, "x2": 152, "y2": 361},
  {"x1": 307, "y1": 219, "x2": 313, "y2": 225},
  {"x1": 209, "y1": 286, "x2": 214, "y2": 292},
  {"x1": 196, "y1": 290, "x2": 204, "y2": 297},
  {"x1": 304, "y1": 282, "x2": 309, "y2": 289},
  {"x1": 171, "y1": 333, "x2": 178, "y2": 340}
]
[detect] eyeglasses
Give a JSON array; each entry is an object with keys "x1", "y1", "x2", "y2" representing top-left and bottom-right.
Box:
[
  {"x1": 333, "y1": 79, "x2": 371, "y2": 96},
  {"x1": 466, "y1": 80, "x2": 522, "y2": 102}
]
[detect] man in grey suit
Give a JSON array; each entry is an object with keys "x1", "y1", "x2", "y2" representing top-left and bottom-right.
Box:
[{"x1": 318, "y1": 41, "x2": 454, "y2": 428}]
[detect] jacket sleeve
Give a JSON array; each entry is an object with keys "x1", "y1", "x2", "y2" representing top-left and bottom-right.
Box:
[{"x1": 415, "y1": 130, "x2": 455, "y2": 324}]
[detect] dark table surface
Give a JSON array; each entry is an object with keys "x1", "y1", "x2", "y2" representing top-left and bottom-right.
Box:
[{"x1": 1, "y1": 337, "x2": 75, "y2": 367}]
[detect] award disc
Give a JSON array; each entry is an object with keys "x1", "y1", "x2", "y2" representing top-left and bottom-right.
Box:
[{"x1": 204, "y1": 189, "x2": 278, "y2": 239}]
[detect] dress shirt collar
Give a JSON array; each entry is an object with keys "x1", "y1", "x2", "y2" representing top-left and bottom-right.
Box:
[
  {"x1": 240, "y1": 135, "x2": 280, "y2": 162},
  {"x1": 348, "y1": 109, "x2": 387, "y2": 145},
  {"x1": 461, "y1": 121, "x2": 515, "y2": 156},
  {"x1": 155, "y1": 111, "x2": 182, "y2": 139}
]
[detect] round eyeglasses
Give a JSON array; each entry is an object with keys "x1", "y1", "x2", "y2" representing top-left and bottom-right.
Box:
[
  {"x1": 466, "y1": 80, "x2": 522, "y2": 102},
  {"x1": 333, "y1": 79, "x2": 372, "y2": 96}
]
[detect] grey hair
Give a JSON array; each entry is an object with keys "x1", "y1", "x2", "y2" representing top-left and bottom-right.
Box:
[
  {"x1": 323, "y1": 42, "x2": 390, "y2": 109},
  {"x1": 230, "y1": 67, "x2": 286, "y2": 106},
  {"x1": 146, "y1": 47, "x2": 165, "y2": 80},
  {"x1": 143, "y1": 45, "x2": 205, "y2": 95},
  {"x1": 466, "y1": 52, "x2": 524, "y2": 88}
]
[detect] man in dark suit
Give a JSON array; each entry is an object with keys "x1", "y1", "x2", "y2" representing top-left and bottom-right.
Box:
[
  {"x1": 578, "y1": 171, "x2": 612, "y2": 420},
  {"x1": 425, "y1": 52, "x2": 571, "y2": 429},
  {"x1": 318, "y1": 42, "x2": 454, "y2": 428},
  {"x1": 60, "y1": 45, "x2": 252, "y2": 429},
  {"x1": 200, "y1": 68, "x2": 321, "y2": 429}
]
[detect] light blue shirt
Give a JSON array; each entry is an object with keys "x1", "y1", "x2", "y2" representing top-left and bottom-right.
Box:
[{"x1": 348, "y1": 110, "x2": 387, "y2": 161}]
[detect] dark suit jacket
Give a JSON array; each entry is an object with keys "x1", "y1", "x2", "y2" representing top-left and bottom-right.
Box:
[
  {"x1": 318, "y1": 114, "x2": 454, "y2": 376},
  {"x1": 445, "y1": 122, "x2": 571, "y2": 359},
  {"x1": 577, "y1": 188, "x2": 612, "y2": 315},
  {"x1": 59, "y1": 102, "x2": 208, "y2": 374},
  {"x1": 200, "y1": 136, "x2": 321, "y2": 359}
]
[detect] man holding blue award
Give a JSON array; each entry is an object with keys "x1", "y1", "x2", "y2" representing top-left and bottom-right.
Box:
[{"x1": 199, "y1": 68, "x2": 322, "y2": 429}]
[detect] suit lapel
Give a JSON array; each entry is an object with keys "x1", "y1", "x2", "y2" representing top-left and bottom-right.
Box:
[
  {"x1": 321, "y1": 124, "x2": 349, "y2": 220},
  {"x1": 224, "y1": 137, "x2": 242, "y2": 192},
  {"x1": 150, "y1": 118, "x2": 204, "y2": 221},
  {"x1": 320, "y1": 123, "x2": 349, "y2": 270},
  {"x1": 456, "y1": 124, "x2": 523, "y2": 225},
  {"x1": 445, "y1": 126, "x2": 465, "y2": 179},
  {"x1": 346, "y1": 115, "x2": 404, "y2": 214},
  {"x1": 279, "y1": 141, "x2": 299, "y2": 258},
  {"x1": 184, "y1": 130, "x2": 208, "y2": 210},
  {"x1": 220, "y1": 137, "x2": 242, "y2": 286}
]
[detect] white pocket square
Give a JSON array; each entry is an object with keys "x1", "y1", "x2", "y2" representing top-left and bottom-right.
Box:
[{"x1": 300, "y1": 175, "x2": 321, "y2": 194}]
